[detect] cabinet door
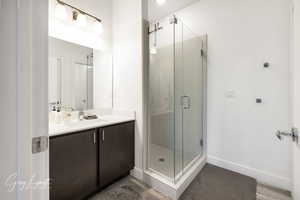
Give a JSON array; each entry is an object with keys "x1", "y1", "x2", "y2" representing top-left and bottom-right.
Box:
[
  {"x1": 100, "y1": 122, "x2": 135, "y2": 188},
  {"x1": 50, "y1": 129, "x2": 98, "y2": 200}
]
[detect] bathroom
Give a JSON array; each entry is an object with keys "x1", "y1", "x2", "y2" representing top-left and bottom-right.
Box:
[
  {"x1": 48, "y1": 0, "x2": 200, "y2": 198},
  {"x1": 1, "y1": 0, "x2": 300, "y2": 200}
]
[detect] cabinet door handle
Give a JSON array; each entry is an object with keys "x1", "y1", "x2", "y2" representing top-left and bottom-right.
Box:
[
  {"x1": 102, "y1": 130, "x2": 105, "y2": 141},
  {"x1": 93, "y1": 132, "x2": 96, "y2": 144}
]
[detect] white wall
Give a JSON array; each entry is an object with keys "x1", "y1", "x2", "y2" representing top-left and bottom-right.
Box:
[
  {"x1": 112, "y1": 0, "x2": 144, "y2": 171},
  {"x1": 0, "y1": 1, "x2": 17, "y2": 199},
  {"x1": 148, "y1": 0, "x2": 200, "y2": 21},
  {"x1": 176, "y1": 0, "x2": 292, "y2": 190},
  {"x1": 93, "y1": 51, "x2": 113, "y2": 109}
]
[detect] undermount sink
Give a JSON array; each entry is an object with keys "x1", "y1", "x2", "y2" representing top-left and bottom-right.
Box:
[
  {"x1": 63, "y1": 118, "x2": 107, "y2": 126},
  {"x1": 49, "y1": 116, "x2": 107, "y2": 129}
]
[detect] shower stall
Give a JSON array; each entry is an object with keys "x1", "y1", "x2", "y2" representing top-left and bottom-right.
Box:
[{"x1": 147, "y1": 15, "x2": 207, "y2": 185}]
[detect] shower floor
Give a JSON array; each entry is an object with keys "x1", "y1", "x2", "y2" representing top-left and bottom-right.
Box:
[{"x1": 149, "y1": 143, "x2": 196, "y2": 179}]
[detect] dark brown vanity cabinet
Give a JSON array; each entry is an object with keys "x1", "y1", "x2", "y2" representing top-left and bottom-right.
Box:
[
  {"x1": 50, "y1": 129, "x2": 99, "y2": 200},
  {"x1": 99, "y1": 122, "x2": 135, "y2": 188},
  {"x1": 50, "y1": 121, "x2": 135, "y2": 200}
]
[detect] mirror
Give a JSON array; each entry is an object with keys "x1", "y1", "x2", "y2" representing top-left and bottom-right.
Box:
[{"x1": 49, "y1": 37, "x2": 94, "y2": 111}]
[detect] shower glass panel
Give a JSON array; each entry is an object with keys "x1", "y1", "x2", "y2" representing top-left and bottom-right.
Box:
[
  {"x1": 174, "y1": 18, "x2": 205, "y2": 180},
  {"x1": 174, "y1": 18, "x2": 184, "y2": 179},
  {"x1": 181, "y1": 22, "x2": 204, "y2": 169},
  {"x1": 148, "y1": 17, "x2": 176, "y2": 180},
  {"x1": 75, "y1": 64, "x2": 94, "y2": 110},
  {"x1": 148, "y1": 15, "x2": 206, "y2": 183}
]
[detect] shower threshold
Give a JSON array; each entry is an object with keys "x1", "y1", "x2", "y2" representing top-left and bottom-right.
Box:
[{"x1": 143, "y1": 155, "x2": 207, "y2": 200}]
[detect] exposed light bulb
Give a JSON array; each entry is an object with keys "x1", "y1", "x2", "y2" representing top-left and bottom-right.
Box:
[
  {"x1": 75, "y1": 13, "x2": 87, "y2": 27},
  {"x1": 156, "y1": 0, "x2": 166, "y2": 5},
  {"x1": 93, "y1": 21, "x2": 103, "y2": 34},
  {"x1": 55, "y1": 3, "x2": 67, "y2": 20}
]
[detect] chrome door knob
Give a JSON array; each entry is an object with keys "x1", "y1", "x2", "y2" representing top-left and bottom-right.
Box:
[
  {"x1": 276, "y1": 131, "x2": 283, "y2": 140},
  {"x1": 276, "y1": 128, "x2": 298, "y2": 143}
]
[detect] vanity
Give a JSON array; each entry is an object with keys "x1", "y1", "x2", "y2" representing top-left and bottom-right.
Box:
[
  {"x1": 49, "y1": 115, "x2": 135, "y2": 200},
  {"x1": 48, "y1": 36, "x2": 135, "y2": 199}
]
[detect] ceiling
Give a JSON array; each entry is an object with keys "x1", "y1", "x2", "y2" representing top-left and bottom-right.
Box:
[{"x1": 148, "y1": 0, "x2": 200, "y2": 21}]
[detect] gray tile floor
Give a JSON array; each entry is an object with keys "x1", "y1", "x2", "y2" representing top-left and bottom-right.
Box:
[
  {"x1": 89, "y1": 177, "x2": 170, "y2": 200},
  {"x1": 89, "y1": 164, "x2": 258, "y2": 200},
  {"x1": 180, "y1": 164, "x2": 257, "y2": 200}
]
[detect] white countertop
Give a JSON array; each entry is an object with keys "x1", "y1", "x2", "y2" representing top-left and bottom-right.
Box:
[{"x1": 49, "y1": 111, "x2": 135, "y2": 137}]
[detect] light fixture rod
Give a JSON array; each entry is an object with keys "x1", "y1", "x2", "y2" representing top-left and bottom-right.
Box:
[
  {"x1": 57, "y1": 0, "x2": 102, "y2": 22},
  {"x1": 148, "y1": 23, "x2": 163, "y2": 35}
]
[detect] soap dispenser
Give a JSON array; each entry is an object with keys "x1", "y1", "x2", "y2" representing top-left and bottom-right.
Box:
[
  {"x1": 49, "y1": 105, "x2": 56, "y2": 123},
  {"x1": 55, "y1": 107, "x2": 62, "y2": 124}
]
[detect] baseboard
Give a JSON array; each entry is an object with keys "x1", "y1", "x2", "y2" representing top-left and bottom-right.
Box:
[
  {"x1": 207, "y1": 156, "x2": 292, "y2": 191},
  {"x1": 130, "y1": 167, "x2": 144, "y2": 181}
]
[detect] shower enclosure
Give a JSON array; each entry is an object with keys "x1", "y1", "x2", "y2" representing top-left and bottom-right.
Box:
[
  {"x1": 74, "y1": 63, "x2": 94, "y2": 110},
  {"x1": 147, "y1": 15, "x2": 207, "y2": 183}
]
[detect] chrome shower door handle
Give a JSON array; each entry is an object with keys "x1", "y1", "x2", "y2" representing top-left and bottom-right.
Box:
[
  {"x1": 181, "y1": 96, "x2": 187, "y2": 109},
  {"x1": 181, "y1": 96, "x2": 191, "y2": 109},
  {"x1": 187, "y1": 96, "x2": 191, "y2": 109}
]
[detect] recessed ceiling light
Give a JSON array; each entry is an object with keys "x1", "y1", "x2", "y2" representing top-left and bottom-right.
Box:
[{"x1": 156, "y1": 0, "x2": 166, "y2": 5}]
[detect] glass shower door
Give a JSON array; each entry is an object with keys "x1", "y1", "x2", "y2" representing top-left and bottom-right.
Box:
[
  {"x1": 148, "y1": 17, "x2": 176, "y2": 180},
  {"x1": 174, "y1": 19, "x2": 205, "y2": 180},
  {"x1": 181, "y1": 24, "x2": 204, "y2": 169}
]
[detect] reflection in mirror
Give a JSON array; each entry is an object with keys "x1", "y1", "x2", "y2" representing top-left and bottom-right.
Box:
[{"x1": 49, "y1": 37, "x2": 94, "y2": 112}]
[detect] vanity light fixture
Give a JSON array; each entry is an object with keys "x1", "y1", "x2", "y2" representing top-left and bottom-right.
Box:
[
  {"x1": 74, "y1": 12, "x2": 87, "y2": 27},
  {"x1": 56, "y1": 0, "x2": 103, "y2": 33}
]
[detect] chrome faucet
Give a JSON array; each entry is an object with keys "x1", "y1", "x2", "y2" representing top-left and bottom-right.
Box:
[{"x1": 79, "y1": 109, "x2": 85, "y2": 120}]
